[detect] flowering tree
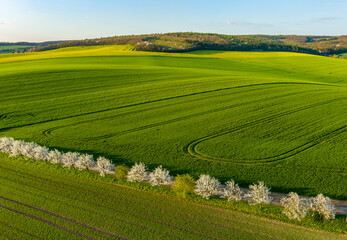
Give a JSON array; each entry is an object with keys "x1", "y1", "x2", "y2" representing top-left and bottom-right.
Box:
[
  {"x1": 96, "y1": 156, "x2": 114, "y2": 176},
  {"x1": 195, "y1": 174, "x2": 221, "y2": 199},
  {"x1": 221, "y1": 179, "x2": 243, "y2": 201},
  {"x1": 62, "y1": 152, "x2": 80, "y2": 168},
  {"x1": 75, "y1": 153, "x2": 95, "y2": 170},
  {"x1": 148, "y1": 165, "x2": 173, "y2": 186},
  {"x1": 246, "y1": 181, "x2": 272, "y2": 205},
  {"x1": 22, "y1": 142, "x2": 40, "y2": 159},
  {"x1": 9, "y1": 140, "x2": 26, "y2": 157},
  {"x1": 47, "y1": 149, "x2": 63, "y2": 164},
  {"x1": 33, "y1": 145, "x2": 49, "y2": 161},
  {"x1": 281, "y1": 192, "x2": 309, "y2": 221},
  {"x1": 310, "y1": 193, "x2": 336, "y2": 220},
  {"x1": 0, "y1": 137, "x2": 14, "y2": 153},
  {"x1": 127, "y1": 162, "x2": 148, "y2": 182}
]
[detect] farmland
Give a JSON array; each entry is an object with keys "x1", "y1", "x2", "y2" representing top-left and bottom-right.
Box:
[
  {"x1": 0, "y1": 45, "x2": 32, "y2": 54},
  {"x1": 1, "y1": 154, "x2": 346, "y2": 239},
  {"x1": 0, "y1": 45, "x2": 346, "y2": 201}
]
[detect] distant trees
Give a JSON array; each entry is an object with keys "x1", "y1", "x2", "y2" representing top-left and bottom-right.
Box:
[
  {"x1": 246, "y1": 181, "x2": 272, "y2": 205},
  {"x1": 281, "y1": 192, "x2": 310, "y2": 221},
  {"x1": 62, "y1": 152, "x2": 80, "y2": 168},
  {"x1": 127, "y1": 162, "x2": 148, "y2": 182},
  {"x1": 148, "y1": 165, "x2": 173, "y2": 186},
  {"x1": 195, "y1": 174, "x2": 221, "y2": 199},
  {"x1": 114, "y1": 165, "x2": 130, "y2": 179},
  {"x1": 173, "y1": 174, "x2": 195, "y2": 196},
  {"x1": 0, "y1": 136, "x2": 338, "y2": 222},
  {"x1": 47, "y1": 149, "x2": 62, "y2": 164},
  {"x1": 310, "y1": 194, "x2": 336, "y2": 221},
  {"x1": 221, "y1": 179, "x2": 243, "y2": 201},
  {"x1": 96, "y1": 156, "x2": 114, "y2": 176},
  {"x1": 75, "y1": 154, "x2": 95, "y2": 170}
]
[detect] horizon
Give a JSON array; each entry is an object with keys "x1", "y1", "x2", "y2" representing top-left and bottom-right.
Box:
[
  {"x1": 0, "y1": 0, "x2": 346, "y2": 42},
  {"x1": 1, "y1": 32, "x2": 347, "y2": 44}
]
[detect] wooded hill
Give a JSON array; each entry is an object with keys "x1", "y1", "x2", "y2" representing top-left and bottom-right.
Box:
[{"x1": 24, "y1": 32, "x2": 347, "y2": 55}]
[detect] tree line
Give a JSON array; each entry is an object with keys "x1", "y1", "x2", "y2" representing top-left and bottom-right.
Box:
[{"x1": 0, "y1": 136, "x2": 337, "y2": 222}]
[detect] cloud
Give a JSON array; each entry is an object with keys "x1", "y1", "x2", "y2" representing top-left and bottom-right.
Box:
[
  {"x1": 311, "y1": 17, "x2": 343, "y2": 22},
  {"x1": 226, "y1": 21, "x2": 273, "y2": 28},
  {"x1": 0, "y1": 21, "x2": 10, "y2": 25}
]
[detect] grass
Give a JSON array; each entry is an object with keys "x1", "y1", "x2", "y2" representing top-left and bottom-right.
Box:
[
  {"x1": 0, "y1": 45, "x2": 346, "y2": 202},
  {"x1": 1, "y1": 154, "x2": 346, "y2": 240},
  {"x1": 339, "y1": 53, "x2": 347, "y2": 59},
  {"x1": 0, "y1": 45, "x2": 32, "y2": 54}
]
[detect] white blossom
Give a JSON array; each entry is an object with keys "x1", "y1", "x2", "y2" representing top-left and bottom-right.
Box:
[
  {"x1": 32, "y1": 145, "x2": 49, "y2": 161},
  {"x1": 195, "y1": 174, "x2": 221, "y2": 199},
  {"x1": 47, "y1": 149, "x2": 63, "y2": 164},
  {"x1": 281, "y1": 192, "x2": 309, "y2": 221},
  {"x1": 10, "y1": 140, "x2": 26, "y2": 157},
  {"x1": 246, "y1": 181, "x2": 272, "y2": 205},
  {"x1": 310, "y1": 193, "x2": 336, "y2": 220},
  {"x1": 75, "y1": 153, "x2": 95, "y2": 170},
  {"x1": 96, "y1": 156, "x2": 114, "y2": 176},
  {"x1": 0, "y1": 137, "x2": 14, "y2": 153},
  {"x1": 62, "y1": 152, "x2": 80, "y2": 168},
  {"x1": 22, "y1": 142, "x2": 40, "y2": 159},
  {"x1": 127, "y1": 162, "x2": 148, "y2": 182},
  {"x1": 148, "y1": 165, "x2": 173, "y2": 186},
  {"x1": 221, "y1": 179, "x2": 243, "y2": 201}
]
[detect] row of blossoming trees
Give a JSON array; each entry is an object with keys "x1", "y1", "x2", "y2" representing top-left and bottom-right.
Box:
[{"x1": 0, "y1": 137, "x2": 336, "y2": 221}]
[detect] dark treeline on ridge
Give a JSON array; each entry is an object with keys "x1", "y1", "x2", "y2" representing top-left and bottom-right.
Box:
[{"x1": 23, "y1": 32, "x2": 347, "y2": 56}]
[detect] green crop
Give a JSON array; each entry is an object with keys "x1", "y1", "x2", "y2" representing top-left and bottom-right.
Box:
[{"x1": 0, "y1": 46, "x2": 346, "y2": 201}]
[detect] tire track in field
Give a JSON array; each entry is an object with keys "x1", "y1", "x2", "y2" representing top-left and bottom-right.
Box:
[
  {"x1": 0, "y1": 176, "x2": 184, "y2": 240},
  {"x1": 45, "y1": 88, "x2": 325, "y2": 141},
  {"x1": 0, "y1": 195, "x2": 130, "y2": 240},
  {"x1": 0, "y1": 166, "x2": 281, "y2": 240},
  {"x1": 184, "y1": 96, "x2": 347, "y2": 164},
  {"x1": 1, "y1": 173, "x2": 279, "y2": 240},
  {"x1": 0, "y1": 174, "x2": 222, "y2": 240},
  {"x1": 0, "y1": 203, "x2": 94, "y2": 240},
  {"x1": 41, "y1": 81, "x2": 288, "y2": 137},
  {"x1": 0, "y1": 81, "x2": 333, "y2": 132},
  {"x1": 0, "y1": 219, "x2": 44, "y2": 240},
  {"x1": 193, "y1": 124, "x2": 347, "y2": 164}
]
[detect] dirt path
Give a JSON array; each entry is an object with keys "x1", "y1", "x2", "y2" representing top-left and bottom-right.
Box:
[{"x1": 162, "y1": 180, "x2": 347, "y2": 215}]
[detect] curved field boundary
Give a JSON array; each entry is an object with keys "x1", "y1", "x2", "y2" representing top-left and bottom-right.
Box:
[
  {"x1": 0, "y1": 81, "x2": 335, "y2": 133},
  {"x1": 185, "y1": 97, "x2": 347, "y2": 165}
]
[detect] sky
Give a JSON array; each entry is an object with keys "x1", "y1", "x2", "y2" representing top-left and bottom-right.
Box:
[{"x1": 0, "y1": 0, "x2": 346, "y2": 42}]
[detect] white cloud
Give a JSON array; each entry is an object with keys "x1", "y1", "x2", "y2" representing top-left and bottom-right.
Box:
[
  {"x1": 311, "y1": 17, "x2": 343, "y2": 22},
  {"x1": 226, "y1": 21, "x2": 273, "y2": 28}
]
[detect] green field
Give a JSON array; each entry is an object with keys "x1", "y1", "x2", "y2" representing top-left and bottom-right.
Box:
[
  {"x1": 1, "y1": 155, "x2": 345, "y2": 240},
  {"x1": 0, "y1": 45, "x2": 32, "y2": 54},
  {"x1": 0, "y1": 45, "x2": 346, "y2": 200}
]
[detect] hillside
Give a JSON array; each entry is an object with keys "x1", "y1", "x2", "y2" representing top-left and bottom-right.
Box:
[
  {"x1": 24, "y1": 33, "x2": 347, "y2": 55},
  {"x1": 0, "y1": 41, "x2": 65, "y2": 54},
  {"x1": 0, "y1": 45, "x2": 346, "y2": 201}
]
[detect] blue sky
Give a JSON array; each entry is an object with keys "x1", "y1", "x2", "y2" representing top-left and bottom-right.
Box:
[{"x1": 0, "y1": 0, "x2": 346, "y2": 42}]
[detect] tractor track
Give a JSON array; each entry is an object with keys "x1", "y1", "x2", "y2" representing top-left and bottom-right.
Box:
[
  {"x1": 184, "y1": 96, "x2": 347, "y2": 164},
  {"x1": 0, "y1": 169, "x2": 282, "y2": 240},
  {"x1": 0, "y1": 81, "x2": 332, "y2": 133},
  {"x1": 0, "y1": 195, "x2": 130, "y2": 240}
]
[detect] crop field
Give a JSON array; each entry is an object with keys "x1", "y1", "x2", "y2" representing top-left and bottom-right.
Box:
[
  {"x1": 0, "y1": 45, "x2": 346, "y2": 200},
  {"x1": 0, "y1": 45, "x2": 32, "y2": 54},
  {"x1": 1, "y1": 155, "x2": 345, "y2": 240}
]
